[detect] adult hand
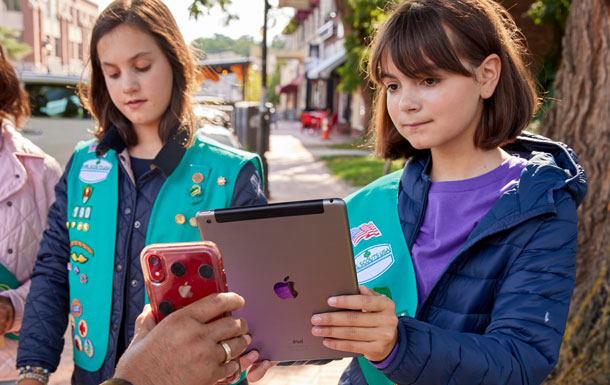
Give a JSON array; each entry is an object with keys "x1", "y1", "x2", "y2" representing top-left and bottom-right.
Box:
[
  {"x1": 114, "y1": 293, "x2": 249, "y2": 385},
  {"x1": 0, "y1": 296, "x2": 14, "y2": 334},
  {"x1": 311, "y1": 286, "x2": 398, "y2": 362}
]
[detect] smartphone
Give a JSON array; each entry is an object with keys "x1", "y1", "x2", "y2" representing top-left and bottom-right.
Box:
[{"x1": 140, "y1": 241, "x2": 228, "y2": 323}]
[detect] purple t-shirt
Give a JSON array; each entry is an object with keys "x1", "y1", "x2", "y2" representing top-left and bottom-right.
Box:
[{"x1": 412, "y1": 156, "x2": 527, "y2": 308}]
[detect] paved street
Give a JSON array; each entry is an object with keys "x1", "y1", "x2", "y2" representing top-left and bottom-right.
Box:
[{"x1": 22, "y1": 117, "x2": 366, "y2": 384}]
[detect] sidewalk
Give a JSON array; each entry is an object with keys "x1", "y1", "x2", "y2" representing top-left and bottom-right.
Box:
[
  {"x1": 266, "y1": 120, "x2": 365, "y2": 202},
  {"x1": 42, "y1": 118, "x2": 367, "y2": 384}
]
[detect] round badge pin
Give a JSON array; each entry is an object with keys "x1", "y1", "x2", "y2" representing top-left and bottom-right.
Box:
[
  {"x1": 189, "y1": 184, "x2": 202, "y2": 197},
  {"x1": 84, "y1": 338, "x2": 94, "y2": 358},
  {"x1": 192, "y1": 172, "x2": 204, "y2": 183},
  {"x1": 175, "y1": 214, "x2": 186, "y2": 225},
  {"x1": 189, "y1": 217, "x2": 197, "y2": 227},
  {"x1": 83, "y1": 223, "x2": 90, "y2": 232}
]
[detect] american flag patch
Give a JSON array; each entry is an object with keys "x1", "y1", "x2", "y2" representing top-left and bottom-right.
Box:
[
  {"x1": 88, "y1": 142, "x2": 98, "y2": 153},
  {"x1": 350, "y1": 221, "x2": 382, "y2": 247}
]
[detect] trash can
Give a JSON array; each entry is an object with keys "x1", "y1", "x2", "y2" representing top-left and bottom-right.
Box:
[{"x1": 234, "y1": 101, "x2": 260, "y2": 152}]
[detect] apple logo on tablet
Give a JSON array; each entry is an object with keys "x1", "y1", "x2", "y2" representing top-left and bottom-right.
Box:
[{"x1": 274, "y1": 276, "x2": 298, "y2": 299}]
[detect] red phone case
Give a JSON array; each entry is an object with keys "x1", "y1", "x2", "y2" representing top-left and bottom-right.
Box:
[{"x1": 140, "y1": 241, "x2": 228, "y2": 323}]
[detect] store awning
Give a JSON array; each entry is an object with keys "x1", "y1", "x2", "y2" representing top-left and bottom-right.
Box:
[
  {"x1": 307, "y1": 49, "x2": 347, "y2": 79},
  {"x1": 275, "y1": 74, "x2": 304, "y2": 94}
]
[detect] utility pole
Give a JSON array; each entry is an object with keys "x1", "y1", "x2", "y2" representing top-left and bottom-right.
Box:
[{"x1": 258, "y1": 0, "x2": 271, "y2": 196}]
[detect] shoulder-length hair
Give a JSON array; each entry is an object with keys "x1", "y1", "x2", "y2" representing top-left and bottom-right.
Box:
[
  {"x1": 367, "y1": 0, "x2": 539, "y2": 160},
  {"x1": 78, "y1": 0, "x2": 197, "y2": 147},
  {"x1": 0, "y1": 44, "x2": 30, "y2": 129}
]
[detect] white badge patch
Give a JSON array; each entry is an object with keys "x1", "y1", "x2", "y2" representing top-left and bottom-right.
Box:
[
  {"x1": 354, "y1": 243, "x2": 395, "y2": 284},
  {"x1": 79, "y1": 159, "x2": 113, "y2": 184}
]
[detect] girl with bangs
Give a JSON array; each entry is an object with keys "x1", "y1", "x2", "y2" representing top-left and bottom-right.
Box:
[
  {"x1": 309, "y1": 1, "x2": 587, "y2": 384},
  {"x1": 15, "y1": 1, "x2": 267, "y2": 384}
]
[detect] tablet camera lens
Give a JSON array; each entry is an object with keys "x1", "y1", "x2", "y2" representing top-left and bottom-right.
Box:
[
  {"x1": 199, "y1": 264, "x2": 214, "y2": 279},
  {"x1": 171, "y1": 262, "x2": 187, "y2": 277}
]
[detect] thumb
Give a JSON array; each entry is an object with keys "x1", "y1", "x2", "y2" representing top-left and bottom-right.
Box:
[
  {"x1": 359, "y1": 286, "x2": 380, "y2": 296},
  {"x1": 133, "y1": 305, "x2": 156, "y2": 343}
]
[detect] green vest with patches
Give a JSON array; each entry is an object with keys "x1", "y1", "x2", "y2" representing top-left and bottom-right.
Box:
[
  {"x1": 345, "y1": 170, "x2": 418, "y2": 385},
  {"x1": 66, "y1": 135, "x2": 262, "y2": 371}
]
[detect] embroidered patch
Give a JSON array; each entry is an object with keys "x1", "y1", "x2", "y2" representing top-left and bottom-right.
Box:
[
  {"x1": 80, "y1": 274, "x2": 88, "y2": 284},
  {"x1": 79, "y1": 159, "x2": 113, "y2": 184},
  {"x1": 70, "y1": 240, "x2": 94, "y2": 256},
  {"x1": 354, "y1": 244, "x2": 395, "y2": 284},
  {"x1": 72, "y1": 299, "x2": 83, "y2": 317},
  {"x1": 69, "y1": 313, "x2": 76, "y2": 333},
  {"x1": 192, "y1": 172, "x2": 204, "y2": 183},
  {"x1": 78, "y1": 319, "x2": 88, "y2": 338},
  {"x1": 71, "y1": 253, "x2": 89, "y2": 264},
  {"x1": 82, "y1": 185, "x2": 93, "y2": 204},
  {"x1": 350, "y1": 221, "x2": 382, "y2": 247},
  {"x1": 74, "y1": 335, "x2": 83, "y2": 352},
  {"x1": 84, "y1": 339, "x2": 94, "y2": 358}
]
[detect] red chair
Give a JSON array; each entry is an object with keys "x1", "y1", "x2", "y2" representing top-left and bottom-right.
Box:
[
  {"x1": 327, "y1": 112, "x2": 338, "y2": 134},
  {"x1": 301, "y1": 112, "x2": 322, "y2": 132}
]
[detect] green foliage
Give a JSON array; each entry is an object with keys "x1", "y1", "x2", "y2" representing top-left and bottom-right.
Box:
[
  {"x1": 527, "y1": 0, "x2": 571, "y2": 28},
  {"x1": 270, "y1": 35, "x2": 286, "y2": 50},
  {"x1": 188, "y1": 0, "x2": 238, "y2": 23},
  {"x1": 191, "y1": 34, "x2": 255, "y2": 58},
  {"x1": 337, "y1": 0, "x2": 397, "y2": 93},
  {"x1": 267, "y1": 60, "x2": 284, "y2": 105},
  {"x1": 526, "y1": 0, "x2": 571, "y2": 124},
  {"x1": 0, "y1": 26, "x2": 32, "y2": 60},
  {"x1": 321, "y1": 155, "x2": 402, "y2": 187}
]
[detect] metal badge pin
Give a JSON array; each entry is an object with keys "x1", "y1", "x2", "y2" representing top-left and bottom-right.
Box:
[
  {"x1": 175, "y1": 214, "x2": 186, "y2": 225},
  {"x1": 189, "y1": 184, "x2": 202, "y2": 197},
  {"x1": 189, "y1": 217, "x2": 197, "y2": 227},
  {"x1": 217, "y1": 176, "x2": 227, "y2": 186},
  {"x1": 192, "y1": 172, "x2": 204, "y2": 183}
]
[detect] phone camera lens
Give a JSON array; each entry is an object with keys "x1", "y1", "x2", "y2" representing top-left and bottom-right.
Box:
[
  {"x1": 149, "y1": 256, "x2": 159, "y2": 266},
  {"x1": 199, "y1": 264, "x2": 214, "y2": 279}
]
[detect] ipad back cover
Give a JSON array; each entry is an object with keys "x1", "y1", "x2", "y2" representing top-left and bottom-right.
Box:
[{"x1": 197, "y1": 199, "x2": 361, "y2": 362}]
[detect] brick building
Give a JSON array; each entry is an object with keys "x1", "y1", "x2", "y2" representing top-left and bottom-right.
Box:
[{"x1": 1, "y1": 0, "x2": 98, "y2": 75}]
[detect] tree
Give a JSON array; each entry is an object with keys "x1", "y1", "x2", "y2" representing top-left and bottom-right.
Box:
[
  {"x1": 191, "y1": 34, "x2": 256, "y2": 58},
  {"x1": 540, "y1": 1, "x2": 610, "y2": 383},
  {"x1": 188, "y1": 0, "x2": 238, "y2": 22},
  {"x1": 335, "y1": 0, "x2": 396, "y2": 133},
  {"x1": 0, "y1": 26, "x2": 32, "y2": 60}
]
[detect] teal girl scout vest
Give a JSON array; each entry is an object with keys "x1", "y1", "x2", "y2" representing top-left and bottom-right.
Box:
[
  {"x1": 66, "y1": 135, "x2": 262, "y2": 371},
  {"x1": 345, "y1": 170, "x2": 418, "y2": 385},
  {"x1": 0, "y1": 264, "x2": 20, "y2": 340}
]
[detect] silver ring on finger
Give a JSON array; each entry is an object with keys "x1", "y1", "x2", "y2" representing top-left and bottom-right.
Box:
[{"x1": 220, "y1": 341, "x2": 232, "y2": 364}]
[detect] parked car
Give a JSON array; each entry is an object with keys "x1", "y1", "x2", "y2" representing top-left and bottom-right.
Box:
[
  {"x1": 193, "y1": 104, "x2": 231, "y2": 127},
  {"x1": 197, "y1": 123, "x2": 241, "y2": 149}
]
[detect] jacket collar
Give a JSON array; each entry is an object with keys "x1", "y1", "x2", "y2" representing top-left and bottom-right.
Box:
[
  {"x1": 401, "y1": 131, "x2": 587, "y2": 215},
  {"x1": 94, "y1": 125, "x2": 189, "y2": 177}
]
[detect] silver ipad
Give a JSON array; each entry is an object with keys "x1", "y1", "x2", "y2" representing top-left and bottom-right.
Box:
[{"x1": 196, "y1": 199, "x2": 361, "y2": 362}]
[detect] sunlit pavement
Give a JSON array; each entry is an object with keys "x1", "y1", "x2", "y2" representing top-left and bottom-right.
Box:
[{"x1": 23, "y1": 118, "x2": 359, "y2": 384}]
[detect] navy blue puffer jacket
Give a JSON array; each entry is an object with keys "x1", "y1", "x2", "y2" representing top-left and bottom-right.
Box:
[{"x1": 340, "y1": 133, "x2": 587, "y2": 385}]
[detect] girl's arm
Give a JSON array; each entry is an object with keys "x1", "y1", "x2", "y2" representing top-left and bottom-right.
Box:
[
  {"x1": 16, "y1": 158, "x2": 73, "y2": 372},
  {"x1": 315, "y1": 190, "x2": 578, "y2": 385}
]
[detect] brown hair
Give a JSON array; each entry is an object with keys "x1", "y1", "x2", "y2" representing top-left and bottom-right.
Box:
[
  {"x1": 78, "y1": 0, "x2": 197, "y2": 147},
  {"x1": 367, "y1": 0, "x2": 539, "y2": 159},
  {"x1": 0, "y1": 43, "x2": 31, "y2": 129}
]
